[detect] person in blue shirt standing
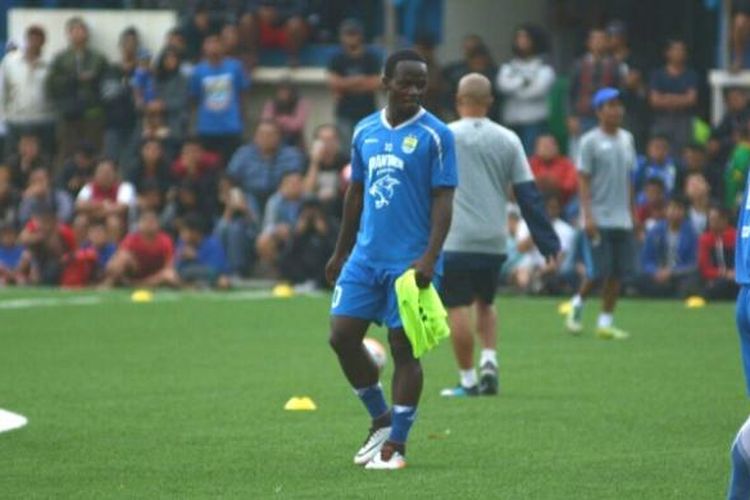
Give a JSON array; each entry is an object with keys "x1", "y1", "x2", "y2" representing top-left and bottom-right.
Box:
[
  {"x1": 190, "y1": 34, "x2": 250, "y2": 163},
  {"x1": 326, "y1": 49, "x2": 457, "y2": 470},
  {"x1": 729, "y1": 166, "x2": 750, "y2": 497},
  {"x1": 728, "y1": 166, "x2": 750, "y2": 498}
]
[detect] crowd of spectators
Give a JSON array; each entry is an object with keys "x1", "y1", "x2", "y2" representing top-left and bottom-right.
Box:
[{"x1": 0, "y1": 3, "x2": 749, "y2": 300}]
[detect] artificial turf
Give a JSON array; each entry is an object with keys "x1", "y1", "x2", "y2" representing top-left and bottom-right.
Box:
[{"x1": 0, "y1": 289, "x2": 746, "y2": 498}]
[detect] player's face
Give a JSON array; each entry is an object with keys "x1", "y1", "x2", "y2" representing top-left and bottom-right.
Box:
[
  {"x1": 139, "y1": 213, "x2": 160, "y2": 236},
  {"x1": 0, "y1": 228, "x2": 16, "y2": 247},
  {"x1": 280, "y1": 174, "x2": 303, "y2": 199},
  {"x1": 686, "y1": 175, "x2": 708, "y2": 199},
  {"x1": 37, "y1": 214, "x2": 56, "y2": 235},
  {"x1": 535, "y1": 136, "x2": 558, "y2": 160},
  {"x1": 666, "y1": 203, "x2": 685, "y2": 225},
  {"x1": 142, "y1": 141, "x2": 162, "y2": 164},
  {"x1": 666, "y1": 43, "x2": 687, "y2": 65},
  {"x1": 709, "y1": 209, "x2": 726, "y2": 232},
  {"x1": 644, "y1": 184, "x2": 664, "y2": 204},
  {"x1": 68, "y1": 23, "x2": 88, "y2": 47},
  {"x1": 95, "y1": 163, "x2": 117, "y2": 188},
  {"x1": 515, "y1": 30, "x2": 533, "y2": 55},
  {"x1": 29, "y1": 169, "x2": 50, "y2": 192},
  {"x1": 588, "y1": 31, "x2": 607, "y2": 54},
  {"x1": 88, "y1": 225, "x2": 107, "y2": 246},
  {"x1": 341, "y1": 32, "x2": 363, "y2": 52},
  {"x1": 19, "y1": 136, "x2": 39, "y2": 158},
  {"x1": 647, "y1": 139, "x2": 669, "y2": 163},
  {"x1": 203, "y1": 36, "x2": 223, "y2": 59},
  {"x1": 728, "y1": 90, "x2": 748, "y2": 111},
  {"x1": 316, "y1": 127, "x2": 340, "y2": 154},
  {"x1": 255, "y1": 124, "x2": 281, "y2": 152},
  {"x1": 386, "y1": 61, "x2": 428, "y2": 116},
  {"x1": 597, "y1": 99, "x2": 624, "y2": 127},
  {"x1": 179, "y1": 227, "x2": 201, "y2": 246},
  {"x1": 26, "y1": 32, "x2": 44, "y2": 52}
]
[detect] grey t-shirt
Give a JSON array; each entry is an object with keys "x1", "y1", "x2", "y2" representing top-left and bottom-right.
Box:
[
  {"x1": 577, "y1": 127, "x2": 636, "y2": 229},
  {"x1": 444, "y1": 117, "x2": 533, "y2": 254}
]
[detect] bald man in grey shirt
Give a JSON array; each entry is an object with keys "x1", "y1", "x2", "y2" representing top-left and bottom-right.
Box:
[{"x1": 440, "y1": 73, "x2": 559, "y2": 397}]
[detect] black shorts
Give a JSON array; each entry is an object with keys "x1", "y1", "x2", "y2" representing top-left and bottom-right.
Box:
[
  {"x1": 582, "y1": 228, "x2": 635, "y2": 281},
  {"x1": 441, "y1": 252, "x2": 506, "y2": 308}
]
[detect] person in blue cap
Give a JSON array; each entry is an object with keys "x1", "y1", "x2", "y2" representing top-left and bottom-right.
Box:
[{"x1": 565, "y1": 87, "x2": 638, "y2": 339}]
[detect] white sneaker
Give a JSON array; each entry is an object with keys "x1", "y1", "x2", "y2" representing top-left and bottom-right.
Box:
[
  {"x1": 565, "y1": 302, "x2": 583, "y2": 334},
  {"x1": 365, "y1": 445, "x2": 407, "y2": 470},
  {"x1": 353, "y1": 426, "x2": 390, "y2": 465}
]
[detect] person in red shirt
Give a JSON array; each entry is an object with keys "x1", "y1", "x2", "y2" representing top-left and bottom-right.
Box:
[
  {"x1": 170, "y1": 137, "x2": 221, "y2": 181},
  {"x1": 698, "y1": 205, "x2": 739, "y2": 300},
  {"x1": 17, "y1": 202, "x2": 76, "y2": 285},
  {"x1": 103, "y1": 210, "x2": 177, "y2": 288},
  {"x1": 635, "y1": 178, "x2": 667, "y2": 230},
  {"x1": 75, "y1": 159, "x2": 136, "y2": 241},
  {"x1": 528, "y1": 134, "x2": 578, "y2": 206}
]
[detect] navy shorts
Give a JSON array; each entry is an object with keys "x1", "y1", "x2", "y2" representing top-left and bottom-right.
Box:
[
  {"x1": 581, "y1": 228, "x2": 635, "y2": 281},
  {"x1": 441, "y1": 252, "x2": 505, "y2": 308},
  {"x1": 736, "y1": 286, "x2": 750, "y2": 395},
  {"x1": 331, "y1": 258, "x2": 441, "y2": 329}
]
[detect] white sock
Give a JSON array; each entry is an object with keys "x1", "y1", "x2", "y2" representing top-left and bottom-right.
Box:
[
  {"x1": 597, "y1": 313, "x2": 613, "y2": 329},
  {"x1": 480, "y1": 349, "x2": 497, "y2": 367},
  {"x1": 737, "y1": 414, "x2": 750, "y2": 456},
  {"x1": 459, "y1": 368, "x2": 477, "y2": 388},
  {"x1": 571, "y1": 294, "x2": 583, "y2": 308}
]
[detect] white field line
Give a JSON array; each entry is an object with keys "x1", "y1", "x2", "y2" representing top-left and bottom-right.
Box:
[
  {"x1": 0, "y1": 409, "x2": 28, "y2": 434},
  {"x1": 0, "y1": 295, "x2": 103, "y2": 310},
  {"x1": 0, "y1": 290, "x2": 328, "y2": 310}
]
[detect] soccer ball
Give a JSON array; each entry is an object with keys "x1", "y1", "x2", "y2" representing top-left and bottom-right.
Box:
[{"x1": 363, "y1": 337, "x2": 387, "y2": 370}]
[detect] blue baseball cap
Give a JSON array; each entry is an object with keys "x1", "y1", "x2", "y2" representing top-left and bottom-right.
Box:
[
  {"x1": 137, "y1": 47, "x2": 152, "y2": 61},
  {"x1": 592, "y1": 87, "x2": 621, "y2": 109}
]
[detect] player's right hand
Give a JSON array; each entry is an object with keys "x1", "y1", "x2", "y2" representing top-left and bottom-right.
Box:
[
  {"x1": 325, "y1": 253, "x2": 346, "y2": 285},
  {"x1": 584, "y1": 217, "x2": 599, "y2": 241}
]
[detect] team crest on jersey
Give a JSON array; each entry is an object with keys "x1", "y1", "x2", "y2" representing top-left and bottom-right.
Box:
[{"x1": 401, "y1": 135, "x2": 418, "y2": 154}]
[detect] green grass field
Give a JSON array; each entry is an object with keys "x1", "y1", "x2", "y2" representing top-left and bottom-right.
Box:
[{"x1": 0, "y1": 289, "x2": 746, "y2": 499}]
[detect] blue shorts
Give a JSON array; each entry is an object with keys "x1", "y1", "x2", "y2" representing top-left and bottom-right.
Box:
[
  {"x1": 331, "y1": 258, "x2": 440, "y2": 329},
  {"x1": 736, "y1": 286, "x2": 750, "y2": 395}
]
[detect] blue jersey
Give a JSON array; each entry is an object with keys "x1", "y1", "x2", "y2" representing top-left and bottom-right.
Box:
[
  {"x1": 348, "y1": 108, "x2": 458, "y2": 271},
  {"x1": 738, "y1": 173, "x2": 750, "y2": 285},
  {"x1": 190, "y1": 58, "x2": 249, "y2": 136}
]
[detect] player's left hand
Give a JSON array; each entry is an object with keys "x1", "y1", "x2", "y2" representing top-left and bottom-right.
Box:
[
  {"x1": 544, "y1": 252, "x2": 562, "y2": 272},
  {"x1": 412, "y1": 256, "x2": 435, "y2": 289}
]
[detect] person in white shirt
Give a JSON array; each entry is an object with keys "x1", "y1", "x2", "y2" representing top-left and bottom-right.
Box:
[
  {"x1": 496, "y1": 24, "x2": 555, "y2": 154},
  {"x1": 76, "y1": 159, "x2": 136, "y2": 241},
  {"x1": 684, "y1": 172, "x2": 710, "y2": 235},
  {"x1": 513, "y1": 195, "x2": 579, "y2": 294},
  {"x1": 0, "y1": 25, "x2": 55, "y2": 159}
]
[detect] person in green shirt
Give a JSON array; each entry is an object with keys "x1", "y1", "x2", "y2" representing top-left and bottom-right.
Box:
[
  {"x1": 724, "y1": 123, "x2": 750, "y2": 211},
  {"x1": 46, "y1": 17, "x2": 108, "y2": 162}
]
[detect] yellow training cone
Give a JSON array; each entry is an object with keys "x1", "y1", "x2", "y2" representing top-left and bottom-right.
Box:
[
  {"x1": 685, "y1": 296, "x2": 706, "y2": 309},
  {"x1": 131, "y1": 289, "x2": 154, "y2": 303},
  {"x1": 557, "y1": 301, "x2": 572, "y2": 315},
  {"x1": 272, "y1": 283, "x2": 295, "y2": 298},
  {"x1": 284, "y1": 396, "x2": 317, "y2": 411}
]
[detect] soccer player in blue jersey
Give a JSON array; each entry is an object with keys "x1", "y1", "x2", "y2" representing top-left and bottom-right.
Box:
[
  {"x1": 728, "y1": 174, "x2": 750, "y2": 498},
  {"x1": 325, "y1": 49, "x2": 458, "y2": 470}
]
